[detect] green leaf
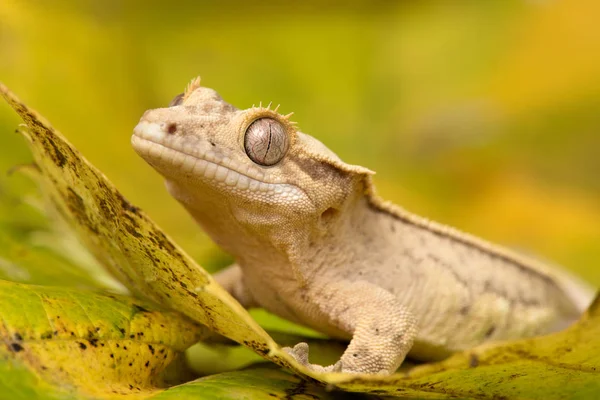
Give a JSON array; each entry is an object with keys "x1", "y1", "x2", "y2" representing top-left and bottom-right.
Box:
[
  {"x1": 0, "y1": 166, "x2": 119, "y2": 290},
  {"x1": 148, "y1": 367, "x2": 354, "y2": 400}
]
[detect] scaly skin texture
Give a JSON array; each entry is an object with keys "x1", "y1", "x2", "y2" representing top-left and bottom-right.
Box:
[{"x1": 131, "y1": 78, "x2": 593, "y2": 375}]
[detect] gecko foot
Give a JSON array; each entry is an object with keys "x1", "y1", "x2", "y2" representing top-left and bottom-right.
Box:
[{"x1": 282, "y1": 342, "x2": 342, "y2": 373}]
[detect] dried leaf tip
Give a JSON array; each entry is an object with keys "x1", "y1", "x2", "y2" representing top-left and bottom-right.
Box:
[{"x1": 183, "y1": 76, "x2": 202, "y2": 101}]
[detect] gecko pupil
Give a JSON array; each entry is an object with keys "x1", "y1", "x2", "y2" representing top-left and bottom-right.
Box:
[{"x1": 244, "y1": 118, "x2": 289, "y2": 166}]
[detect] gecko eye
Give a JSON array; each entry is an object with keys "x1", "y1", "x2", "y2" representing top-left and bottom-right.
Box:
[
  {"x1": 244, "y1": 118, "x2": 289, "y2": 166},
  {"x1": 168, "y1": 93, "x2": 184, "y2": 107}
]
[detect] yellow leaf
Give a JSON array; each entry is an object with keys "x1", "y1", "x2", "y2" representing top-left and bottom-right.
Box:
[{"x1": 0, "y1": 280, "x2": 206, "y2": 399}]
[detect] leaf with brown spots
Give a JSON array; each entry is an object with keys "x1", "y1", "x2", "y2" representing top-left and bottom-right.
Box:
[
  {"x1": 0, "y1": 280, "x2": 207, "y2": 399},
  {"x1": 0, "y1": 283, "x2": 347, "y2": 400}
]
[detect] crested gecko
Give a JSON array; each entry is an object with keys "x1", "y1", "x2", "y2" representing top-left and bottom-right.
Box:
[{"x1": 131, "y1": 77, "x2": 593, "y2": 375}]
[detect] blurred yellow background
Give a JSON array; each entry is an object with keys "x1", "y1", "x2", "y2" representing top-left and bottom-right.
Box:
[{"x1": 1, "y1": 0, "x2": 599, "y2": 284}]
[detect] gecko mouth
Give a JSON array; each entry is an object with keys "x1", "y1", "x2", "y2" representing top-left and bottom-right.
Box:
[{"x1": 132, "y1": 121, "x2": 306, "y2": 202}]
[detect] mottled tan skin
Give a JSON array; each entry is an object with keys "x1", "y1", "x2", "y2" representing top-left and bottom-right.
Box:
[{"x1": 132, "y1": 78, "x2": 591, "y2": 375}]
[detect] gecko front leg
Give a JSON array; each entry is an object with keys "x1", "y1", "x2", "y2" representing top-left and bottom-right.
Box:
[{"x1": 284, "y1": 280, "x2": 418, "y2": 374}]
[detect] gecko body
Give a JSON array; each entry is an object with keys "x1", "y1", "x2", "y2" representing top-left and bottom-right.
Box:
[{"x1": 132, "y1": 78, "x2": 592, "y2": 374}]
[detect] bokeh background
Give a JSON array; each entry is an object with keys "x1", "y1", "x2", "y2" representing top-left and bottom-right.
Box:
[{"x1": 1, "y1": 0, "x2": 599, "y2": 287}]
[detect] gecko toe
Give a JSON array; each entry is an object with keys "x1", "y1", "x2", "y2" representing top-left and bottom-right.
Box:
[
  {"x1": 282, "y1": 342, "x2": 341, "y2": 373},
  {"x1": 283, "y1": 342, "x2": 310, "y2": 364}
]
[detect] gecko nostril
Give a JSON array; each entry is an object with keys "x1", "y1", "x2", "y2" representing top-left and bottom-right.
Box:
[{"x1": 166, "y1": 123, "x2": 177, "y2": 134}]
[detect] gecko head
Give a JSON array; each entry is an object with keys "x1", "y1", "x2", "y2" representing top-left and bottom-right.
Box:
[{"x1": 132, "y1": 77, "x2": 374, "y2": 239}]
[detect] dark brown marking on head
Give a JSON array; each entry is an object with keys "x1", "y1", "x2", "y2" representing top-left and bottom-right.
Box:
[
  {"x1": 484, "y1": 325, "x2": 496, "y2": 338},
  {"x1": 78, "y1": 342, "x2": 87, "y2": 350},
  {"x1": 166, "y1": 123, "x2": 177, "y2": 134}
]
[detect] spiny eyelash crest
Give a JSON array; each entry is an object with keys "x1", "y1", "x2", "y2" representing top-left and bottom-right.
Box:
[
  {"x1": 249, "y1": 101, "x2": 297, "y2": 124},
  {"x1": 180, "y1": 76, "x2": 299, "y2": 149}
]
